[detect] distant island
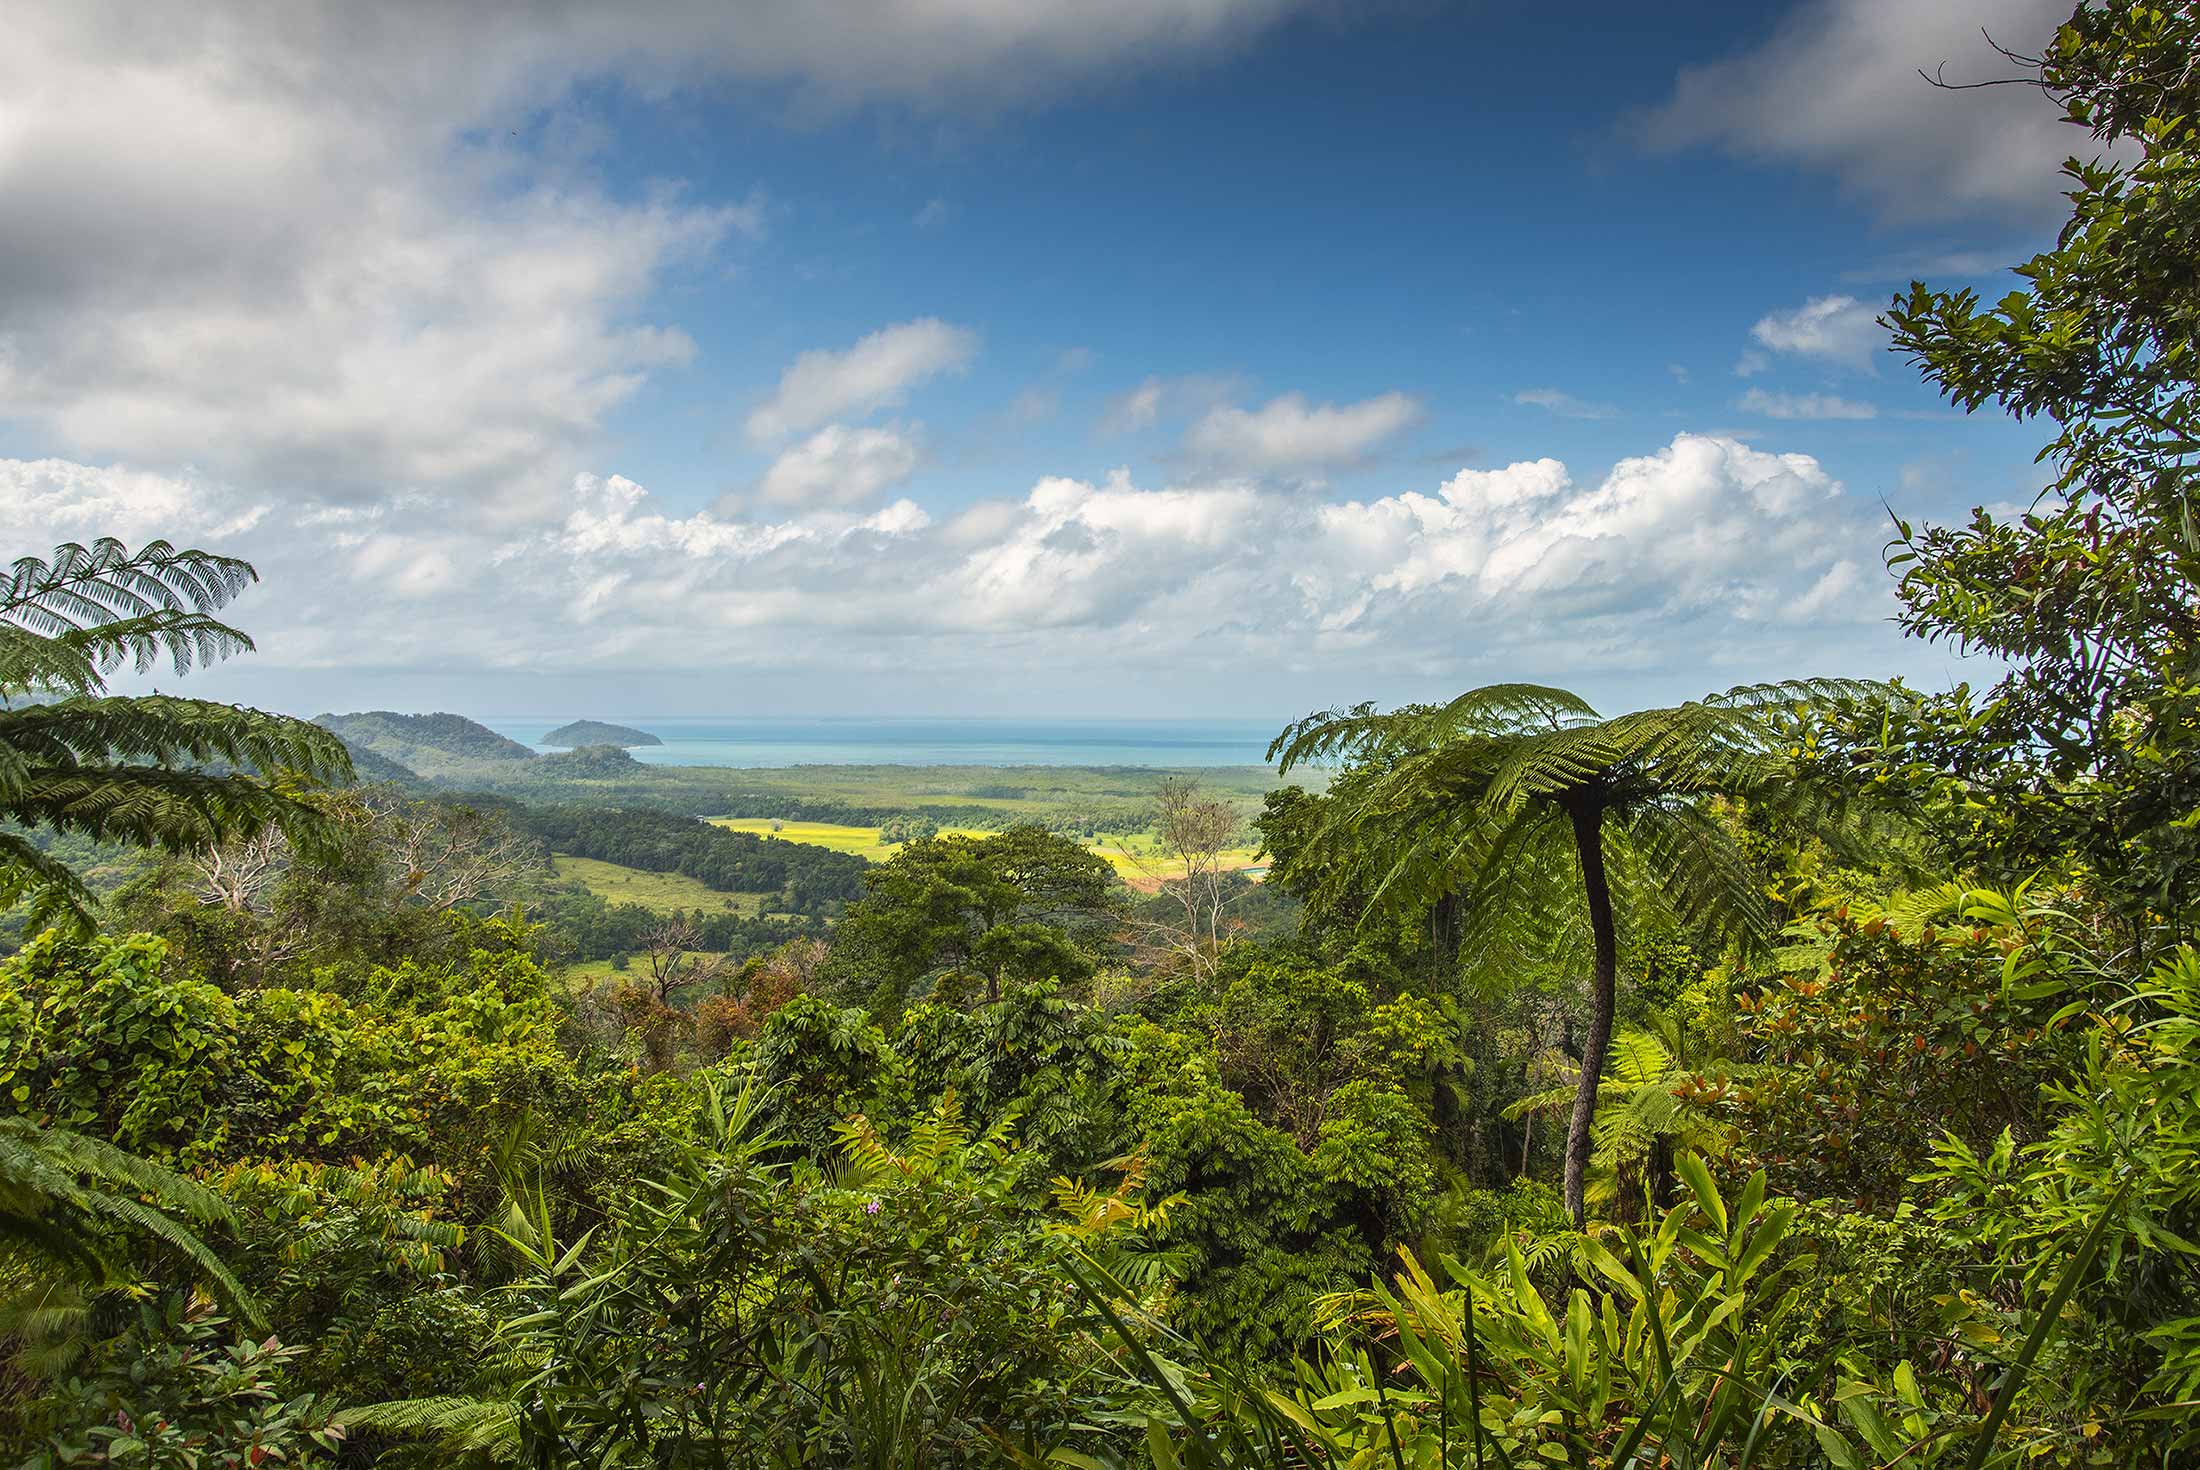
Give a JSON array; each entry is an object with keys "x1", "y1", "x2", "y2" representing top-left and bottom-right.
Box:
[{"x1": 541, "y1": 719, "x2": 664, "y2": 749}]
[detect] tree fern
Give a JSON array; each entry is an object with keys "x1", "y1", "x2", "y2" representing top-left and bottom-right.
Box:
[
  {"x1": 1272, "y1": 678, "x2": 1887, "y2": 1224},
  {"x1": 1, "y1": 537, "x2": 351, "y2": 932},
  {"x1": 0, "y1": 1115, "x2": 258, "y2": 1326}
]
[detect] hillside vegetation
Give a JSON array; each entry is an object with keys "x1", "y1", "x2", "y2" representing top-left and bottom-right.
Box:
[
  {"x1": 316, "y1": 709, "x2": 536, "y2": 781},
  {"x1": 4, "y1": 16, "x2": 2199, "y2": 1467}
]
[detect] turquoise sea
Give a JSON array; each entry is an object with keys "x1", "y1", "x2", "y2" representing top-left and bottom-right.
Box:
[{"x1": 477, "y1": 717, "x2": 1283, "y2": 769}]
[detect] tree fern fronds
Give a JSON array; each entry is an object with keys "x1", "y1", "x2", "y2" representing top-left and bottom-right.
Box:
[
  {"x1": 54, "y1": 609, "x2": 258, "y2": 679},
  {"x1": 1434, "y1": 682, "x2": 1603, "y2": 732},
  {"x1": 0, "y1": 1117, "x2": 255, "y2": 1321},
  {"x1": 24, "y1": 1121, "x2": 235, "y2": 1226},
  {"x1": 1703, "y1": 676, "x2": 1892, "y2": 711},
  {"x1": 1623, "y1": 801, "x2": 1774, "y2": 956},
  {"x1": 1269, "y1": 700, "x2": 1390, "y2": 769},
  {"x1": 70, "y1": 1190, "x2": 258, "y2": 1326},
  {"x1": 0, "y1": 831, "x2": 97, "y2": 933},
  {"x1": 340, "y1": 1395, "x2": 522, "y2": 1460},
  {"x1": 1269, "y1": 676, "x2": 1864, "y2": 1223},
  {"x1": 3, "y1": 695, "x2": 349, "y2": 782},
  {"x1": 3, "y1": 540, "x2": 256, "y2": 636},
  {"x1": 2, "y1": 537, "x2": 349, "y2": 928}
]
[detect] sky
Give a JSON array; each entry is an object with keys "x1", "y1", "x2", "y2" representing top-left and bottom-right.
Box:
[{"x1": 0, "y1": 0, "x2": 2098, "y2": 722}]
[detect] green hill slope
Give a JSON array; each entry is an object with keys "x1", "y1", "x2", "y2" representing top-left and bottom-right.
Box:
[{"x1": 315, "y1": 711, "x2": 537, "y2": 783}]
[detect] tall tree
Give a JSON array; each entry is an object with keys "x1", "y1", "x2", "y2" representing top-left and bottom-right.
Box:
[
  {"x1": 1271, "y1": 681, "x2": 1855, "y2": 1223},
  {"x1": 827, "y1": 827, "x2": 1114, "y2": 1008},
  {"x1": 1842, "y1": 3, "x2": 2200, "y2": 941},
  {"x1": 1, "y1": 538, "x2": 350, "y2": 931}
]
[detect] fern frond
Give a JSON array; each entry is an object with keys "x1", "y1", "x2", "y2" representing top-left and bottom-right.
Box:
[{"x1": 3, "y1": 540, "x2": 256, "y2": 640}]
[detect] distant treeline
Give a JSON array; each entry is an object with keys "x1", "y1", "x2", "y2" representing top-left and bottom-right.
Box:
[
  {"x1": 705, "y1": 794, "x2": 1153, "y2": 836},
  {"x1": 514, "y1": 805, "x2": 868, "y2": 912},
  {"x1": 526, "y1": 887, "x2": 830, "y2": 962}
]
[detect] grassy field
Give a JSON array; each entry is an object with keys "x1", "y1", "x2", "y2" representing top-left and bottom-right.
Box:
[
  {"x1": 707, "y1": 817, "x2": 1267, "y2": 884},
  {"x1": 550, "y1": 855, "x2": 767, "y2": 915},
  {"x1": 1086, "y1": 831, "x2": 1269, "y2": 884},
  {"x1": 560, "y1": 952, "x2": 733, "y2": 988},
  {"x1": 708, "y1": 819, "x2": 992, "y2": 863}
]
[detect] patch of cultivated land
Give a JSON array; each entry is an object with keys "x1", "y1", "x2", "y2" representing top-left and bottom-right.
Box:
[
  {"x1": 550, "y1": 855, "x2": 770, "y2": 915},
  {"x1": 1085, "y1": 832, "x2": 1269, "y2": 886},
  {"x1": 707, "y1": 819, "x2": 994, "y2": 863},
  {"x1": 560, "y1": 952, "x2": 731, "y2": 987},
  {"x1": 707, "y1": 817, "x2": 1267, "y2": 886}
]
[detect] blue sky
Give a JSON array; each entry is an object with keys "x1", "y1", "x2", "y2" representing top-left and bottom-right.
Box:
[{"x1": 1, "y1": 0, "x2": 2086, "y2": 720}]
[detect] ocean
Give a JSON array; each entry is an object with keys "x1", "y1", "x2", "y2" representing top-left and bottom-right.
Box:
[{"x1": 477, "y1": 716, "x2": 1284, "y2": 769}]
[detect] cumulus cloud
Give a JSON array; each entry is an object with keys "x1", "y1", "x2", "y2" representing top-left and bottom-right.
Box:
[
  {"x1": 745, "y1": 320, "x2": 979, "y2": 443},
  {"x1": 758, "y1": 424, "x2": 924, "y2": 506},
  {"x1": 1513, "y1": 388, "x2": 1619, "y2": 420},
  {"x1": 1303, "y1": 435, "x2": 1865, "y2": 642},
  {"x1": 0, "y1": 8, "x2": 749, "y2": 511},
  {"x1": 1749, "y1": 295, "x2": 1886, "y2": 372},
  {"x1": 1, "y1": 3, "x2": 1312, "y2": 516},
  {"x1": 5, "y1": 431, "x2": 1895, "y2": 704},
  {"x1": 1185, "y1": 391, "x2": 1421, "y2": 475},
  {"x1": 1737, "y1": 389, "x2": 1878, "y2": 421},
  {"x1": 1640, "y1": 0, "x2": 2102, "y2": 225}
]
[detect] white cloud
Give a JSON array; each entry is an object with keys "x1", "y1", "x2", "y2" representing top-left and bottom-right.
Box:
[
  {"x1": 1104, "y1": 379, "x2": 1167, "y2": 433},
  {"x1": 745, "y1": 319, "x2": 978, "y2": 443},
  {"x1": 2, "y1": 3, "x2": 1311, "y2": 517},
  {"x1": 1749, "y1": 295, "x2": 1886, "y2": 372},
  {"x1": 1838, "y1": 247, "x2": 2010, "y2": 284},
  {"x1": 1737, "y1": 388, "x2": 1878, "y2": 421},
  {"x1": 1513, "y1": 388, "x2": 1619, "y2": 420},
  {"x1": 5, "y1": 432, "x2": 1895, "y2": 705},
  {"x1": 0, "y1": 8, "x2": 743, "y2": 511},
  {"x1": 1185, "y1": 391, "x2": 1421, "y2": 474},
  {"x1": 1306, "y1": 435, "x2": 1860, "y2": 637},
  {"x1": 1640, "y1": 0, "x2": 2103, "y2": 225},
  {"x1": 758, "y1": 424, "x2": 923, "y2": 506},
  {"x1": 1098, "y1": 373, "x2": 1243, "y2": 435},
  {"x1": 1734, "y1": 350, "x2": 1771, "y2": 379},
  {"x1": 913, "y1": 198, "x2": 952, "y2": 230}
]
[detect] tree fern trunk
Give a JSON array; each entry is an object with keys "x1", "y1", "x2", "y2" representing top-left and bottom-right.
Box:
[{"x1": 1564, "y1": 799, "x2": 1615, "y2": 1226}]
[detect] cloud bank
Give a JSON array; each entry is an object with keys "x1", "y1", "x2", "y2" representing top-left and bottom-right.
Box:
[{"x1": 4, "y1": 433, "x2": 1897, "y2": 707}]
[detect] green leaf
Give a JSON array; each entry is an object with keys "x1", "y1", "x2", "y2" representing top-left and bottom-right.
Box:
[{"x1": 1677, "y1": 1152, "x2": 1727, "y2": 1234}]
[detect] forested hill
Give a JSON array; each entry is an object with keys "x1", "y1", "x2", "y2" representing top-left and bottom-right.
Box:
[
  {"x1": 336, "y1": 742, "x2": 423, "y2": 786},
  {"x1": 542, "y1": 719, "x2": 662, "y2": 747},
  {"x1": 513, "y1": 803, "x2": 868, "y2": 908},
  {"x1": 316, "y1": 710, "x2": 537, "y2": 780}
]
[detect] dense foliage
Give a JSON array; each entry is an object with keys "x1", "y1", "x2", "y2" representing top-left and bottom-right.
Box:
[{"x1": 5, "y1": 6, "x2": 2200, "y2": 1466}]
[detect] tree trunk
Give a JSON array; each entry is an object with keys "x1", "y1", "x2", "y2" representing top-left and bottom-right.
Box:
[
  {"x1": 1431, "y1": 887, "x2": 1465, "y2": 967},
  {"x1": 1564, "y1": 798, "x2": 1616, "y2": 1227}
]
